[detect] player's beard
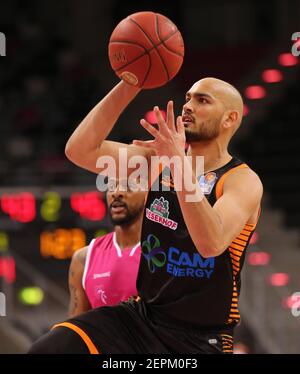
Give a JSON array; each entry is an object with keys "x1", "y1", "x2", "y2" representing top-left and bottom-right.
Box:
[
  {"x1": 184, "y1": 119, "x2": 221, "y2": 142},
  {"x1": 110, "y1": 204, "x2": 144, "y2": 226}
]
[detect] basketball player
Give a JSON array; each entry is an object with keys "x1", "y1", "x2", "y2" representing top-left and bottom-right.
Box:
[
  {"x1": 68, "y1": 178, "x2": 145, "y2": 317},
  {"x1": 29, "y1": 77, "x2": 263, "y2": 354}
]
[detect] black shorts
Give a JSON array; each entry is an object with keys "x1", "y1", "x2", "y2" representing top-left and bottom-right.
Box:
[{"x1": 29, "y1": 300, "x2": 234, "y2": 354}]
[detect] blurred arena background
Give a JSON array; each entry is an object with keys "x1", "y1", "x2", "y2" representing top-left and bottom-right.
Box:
[{"x1": 0, "y1": 0, "x2": 300, "y2": 354}]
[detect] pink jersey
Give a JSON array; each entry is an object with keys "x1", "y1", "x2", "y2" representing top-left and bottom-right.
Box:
[{"x1": 82, "y1": 232, "x2": 141, "y2": 308}]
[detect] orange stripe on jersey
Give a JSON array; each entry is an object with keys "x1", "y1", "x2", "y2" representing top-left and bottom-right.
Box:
[
  {"x1": 215, "y1": 163, "x2": 249, "y2": 200},
  {"x1": 229, "y1": 248, "x2": 243, "y2": 257},
  {"x1": 244, "y1": 224, "x2": 255, "y2": 234},
  {"x1": 233, "y1": 238, "x2": 248, "y2": 246},
  {"x1": 229, "y1": 253, "x2": 241, "y2": 262},
  {"x1": 231, "y1": 263, "x2": 240, "y2": 271},
  {"x1": 230, "y1": 253, "x2": 241, "y2": 261},
  {"x1": 213, "y1": 162, "x2": 260, "y2": 327},
  {"x1": 230, "y1": 262, "x2": 240, "y2": 270},
  {"x1": 229, "y1": 252, "x2": 240, "y2": 260},
  {"x1": 222, "y1": 341, "x2": 233, "y2": 345},
  {"x1": 230, "y1": 242, "x2": 246, "y2": 251},
  {"x1": 221, "y1": 334, "x2": 233, "y2": 340},
  {"x1": 226, "y1": 277, "x2": 241, "y2": 324},
  {"x1": 222, "y1": 339, "x2": 233, "y2": 343},
  {"x1": 221, "y1": 334, "x2": 233, "y2": 353},
  {"x1": 223, "y1": 341, "x2": 233, "y2": 345},
  {"x1": 52, "y1": 322, "x2": 100, "y2": 354},
  {"x1": 228, "y1": 219, "x2": 258, "y2": 292},
  {"x1": 238, "y1": 234, "x2": 250, "y2": 241},
  {"x1": 241, "y1": 229, "x2": 252, "y2": 237}
]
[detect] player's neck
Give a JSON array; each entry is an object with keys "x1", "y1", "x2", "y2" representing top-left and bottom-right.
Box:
[
  {"x1": 187, "y1": 140, "x2": 231, "y2": 175},
  {"x1": 114, "y1": 219, "x2": 142, "y2": 250}
]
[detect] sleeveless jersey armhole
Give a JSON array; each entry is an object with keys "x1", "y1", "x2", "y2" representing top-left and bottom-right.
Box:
[
  {"x1": 215, "y1": 163, "x2": 260, "y2": 227},
  {"x1": 82, "y1": 239, "x2": 96, "y2": 291},
  {"x1": 215, "y1": 163, "x2": 249, "y2": 200}
]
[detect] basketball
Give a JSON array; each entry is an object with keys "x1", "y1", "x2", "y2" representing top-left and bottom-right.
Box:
[{"x1": 108, "y1": 11, "x2": 184, "y2": 89}]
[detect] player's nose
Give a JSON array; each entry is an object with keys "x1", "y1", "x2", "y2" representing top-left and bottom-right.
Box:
[
  {"x1": 183, "y1": 100, "x2": 193, "y2": 113},
  {"x1": 111, "y1": 185, "x2": 126, "y2": 199},
  {"x1": 112, "y1": 191, "x2": 123, "y2": 200}
]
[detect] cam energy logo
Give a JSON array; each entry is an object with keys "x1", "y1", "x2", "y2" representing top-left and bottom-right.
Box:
[
  {"x1": 142, "y1": 234, "x2": 215, "y2": 279},
  {"x1": 167, "y1": 247, "x2": 215, "y2": 279}
]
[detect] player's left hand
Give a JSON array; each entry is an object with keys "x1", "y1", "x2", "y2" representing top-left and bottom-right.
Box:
[{"x1": 133, "y1": 101, "x2": 186, "y2": 159}]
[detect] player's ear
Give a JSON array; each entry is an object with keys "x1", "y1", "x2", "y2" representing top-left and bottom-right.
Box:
[{"x1": 222, "y1": 110, "x2": 238, "y2": 130}]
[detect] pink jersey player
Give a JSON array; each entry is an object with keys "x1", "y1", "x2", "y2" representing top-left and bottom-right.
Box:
[
  {"x1": 82, "y1": 232, "x2": 140, "y2": 308},
  {"x1": 68, "y1": 178, "x2": 146, "y2": 317}
]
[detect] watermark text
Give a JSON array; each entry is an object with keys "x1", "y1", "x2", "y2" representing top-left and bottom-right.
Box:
[
  {"x1": 0, "y1": 32, "x2": 6, "y2": 56},
  {"x1": 0, "y1": 292, "x2": 6, "y2": 316},
  {"x1": 291, "y1": 32, "x2": 300, "y2": 57},
  {"x1": 95, "y1": 149, "x2": 205, "y2": 202},
  {"x1": 291, "y1": 292, "x2": 300, "y2": 317}
]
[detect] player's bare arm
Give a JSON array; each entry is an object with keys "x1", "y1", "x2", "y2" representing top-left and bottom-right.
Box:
[
  {"x1": 68, "y1": 246, "x2": 91, "y2": 317},
  {"x1": 65, "y1": 80, "x2": 155, "y2": 176},
  {"x1": 174, "y1": 166, "x2": 263, "y2": 257}
]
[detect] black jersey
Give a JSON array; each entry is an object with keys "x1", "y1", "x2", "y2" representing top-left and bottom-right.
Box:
[{"x1": 137, "y1": 156, "x2": 257, "y2": 331}]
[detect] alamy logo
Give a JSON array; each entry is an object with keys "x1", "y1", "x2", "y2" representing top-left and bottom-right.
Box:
[
  {"x1": 291, "y1": 32, "x2": 300, "y2": 57},
  {"x1": 291, "y1": 292, "x2": 300, "y2": 317},
  {"x1": 95, "y1": 149, "x2": 205, "y2": 202},
  {"x1": 0, "y1": 292, "x2": 6, "y2": 316},
  {"x1": 0, "y1": 32, "x2": 6, "y2": 56}
]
